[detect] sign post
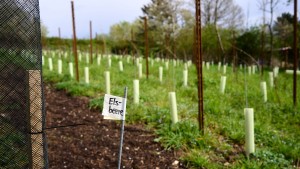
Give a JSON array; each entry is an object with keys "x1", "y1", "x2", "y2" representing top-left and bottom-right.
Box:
[{"x1": 102, "y1": 87, "x2": 128, "y2": 169}]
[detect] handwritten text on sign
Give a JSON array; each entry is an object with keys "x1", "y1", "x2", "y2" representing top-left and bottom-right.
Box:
[{"x1": 102, "y1": 94, "x2": 127, "y2": 120}]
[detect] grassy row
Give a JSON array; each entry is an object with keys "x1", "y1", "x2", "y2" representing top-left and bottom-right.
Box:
[{"x1": 42, "y1": 51, "x2": 300, "y2": 168}]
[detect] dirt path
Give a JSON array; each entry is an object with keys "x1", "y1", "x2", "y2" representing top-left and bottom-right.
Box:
[{"x1": 44, "y1": 84, "x2": 187, "y2": 169}]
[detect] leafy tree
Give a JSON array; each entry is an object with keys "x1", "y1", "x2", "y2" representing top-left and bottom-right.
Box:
[
  {"x1": 109, "y1": 21, "x2": 133, "y2": 54},
  {"x1": 201, "y1": 0, "x2": 244, "y2": 28},
  {"x1": 95, "y1": 33, "x2": 111, "y2": 54},
  {"x1": 141, "y1": 0, "x2": 182, "y2": 58},
  {"x1": 40, "y1": 22, "x2": 48, "y2": 38},
  {"x1": 202, "y1": 24, "x2": 220, "y2": 60},
  {"x1": 236, "y1": 27, "x2": 261, "y2": 64},
  {"x1": 175, "y1": 9, "x2": 194, "y2": 60},
  {"x1": 273, "y1": 12, "x2": 294, "y2": 48},
  {"x1": 202, "y1": 25, "x2": 236, "y2": 62},
  {"x1": 40, "y1": 21, "x2": 48, "y2": 47},
  {"x1": 268, "y1": 0, "x2": 280, "y2": 66},
  {"x1": 197, "y1": 0, "x2": 244, "y2": 62}
]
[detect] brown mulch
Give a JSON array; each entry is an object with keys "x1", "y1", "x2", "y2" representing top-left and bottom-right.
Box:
[{"x1": 44, "y1": 84, "x2": 187, "y2": 169}]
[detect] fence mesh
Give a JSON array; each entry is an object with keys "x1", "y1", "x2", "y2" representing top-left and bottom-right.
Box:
[{"x1": 0, "y1": 0, "x2": 48, "y2": 168}]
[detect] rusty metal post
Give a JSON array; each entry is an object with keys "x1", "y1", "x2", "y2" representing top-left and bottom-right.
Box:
[
  {"x1": 293, "y1": 0, "x2": 298, "y2": 107},
  {"x1": 71, "y1": 0, "x2": 79, "y2": 81},
  {"x1": 90, "y1": 20, "x2": 93, "y2": 64},
  {"x1": 195, "y1": 0, "x2": 204, "y2": 133},
  {"x1": 193, "y1": 26, "x2": 196, "y2": 64},
  {"x1": 144, "y1": 17, "x2": 149, "y2": 79}
]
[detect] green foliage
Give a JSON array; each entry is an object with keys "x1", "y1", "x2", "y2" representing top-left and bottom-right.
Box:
[
  {"x1": 109, "y1": 21, "x2": 134, "y2": 53},
  {"x1": 89, "y1": 97, "x2": 104, "y2": 110},
  {"x1": 234, "y1": 149, "x2": 292, "y2": 169},
  {"x1": 55, "y1": 81, "x2": 101, "y2": 97},
  {"x1": 155, "y1": 121, "x2": 206, "y2": 150},
  {"x1": 202, "y1": 24, "x2": 220, "y2": 59},
  {"x1": 0, "y1": 50, "x2": 38, "y2": 69},
  {"x1": 236, "y1": 27, "x2": 261, "y2": 63},
  {"x1": 0, "y1": 125, "x2": 28, "y2": 168},
  {"x1": 43, "y1": 72, "x2": 71, "y2": 83},
  {"x1": 43, "y1": 37, "x2": 108, "y2": 52},
  {"x1": 182, "y1": 149, "x2": 222, "y2": 169},
  {"x1": 273, "y1": 12, "x2": 295, "y2": 49},
  {"x1": 182, "y1": 150, "x2": 211, "y2": 168},
  {"x1": 142, "y1": 106, "x2": 171, "y2": 127}
]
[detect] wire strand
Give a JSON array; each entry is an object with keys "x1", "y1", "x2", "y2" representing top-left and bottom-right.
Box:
[{"x1": 244, "y1": 64, "x2": 248, "y2": 108}]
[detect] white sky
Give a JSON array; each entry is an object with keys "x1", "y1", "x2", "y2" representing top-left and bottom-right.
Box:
[{"x1": 39, "y1": 0, "x2": 295, "y2": 38}]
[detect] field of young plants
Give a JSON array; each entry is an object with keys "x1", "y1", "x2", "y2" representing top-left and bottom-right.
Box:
[{"x1": 42, "y1": 50, "x2": 300, "y2": 168}]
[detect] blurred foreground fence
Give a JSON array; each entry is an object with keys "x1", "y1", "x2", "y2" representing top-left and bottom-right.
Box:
[{"x1": 0, "y1": 0, "x2": 48, "y2": 168}]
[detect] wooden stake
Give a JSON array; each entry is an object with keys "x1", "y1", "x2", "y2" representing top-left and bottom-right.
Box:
[
  {"x1": 71, "y1": 0, "x2": 79, "y2": 81},
  {"x1": 28, "y1": 70, "x2": 44, "y2": 169}
]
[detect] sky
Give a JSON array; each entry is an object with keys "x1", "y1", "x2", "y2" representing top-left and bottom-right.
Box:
[{"x1": 39, "y1": 0, "x2": 295, "y2": 39}]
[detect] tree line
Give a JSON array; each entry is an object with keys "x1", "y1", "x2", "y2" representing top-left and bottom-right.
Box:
[{"x1": 42, "y1": 0, "x2": 298, "y2": 67}]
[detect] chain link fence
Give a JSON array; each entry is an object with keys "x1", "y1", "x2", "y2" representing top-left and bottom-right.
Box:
[{"x1": 0, "y1": 0, "x2": 48, "y2": 168}]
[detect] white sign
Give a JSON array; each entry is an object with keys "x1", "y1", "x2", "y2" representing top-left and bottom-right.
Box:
[{"x1": 102, "y1": 94, "x2": 127, "y2": 120}]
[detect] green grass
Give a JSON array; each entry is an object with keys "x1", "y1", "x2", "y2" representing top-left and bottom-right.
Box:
[
  {"x1": 0, "y1": 49, "x2": 39, "y2": 69},
  {"x1": 42, "y1": 50, "x2": 300, "y2": 168},
  {"x1": 0, "y1": 123, "x2": 29, "y2": 168}
]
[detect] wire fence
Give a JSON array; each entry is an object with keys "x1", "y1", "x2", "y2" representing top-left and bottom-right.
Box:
[{"x1": 0, "y1": 0, "x2": 48, "y2": 168}]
